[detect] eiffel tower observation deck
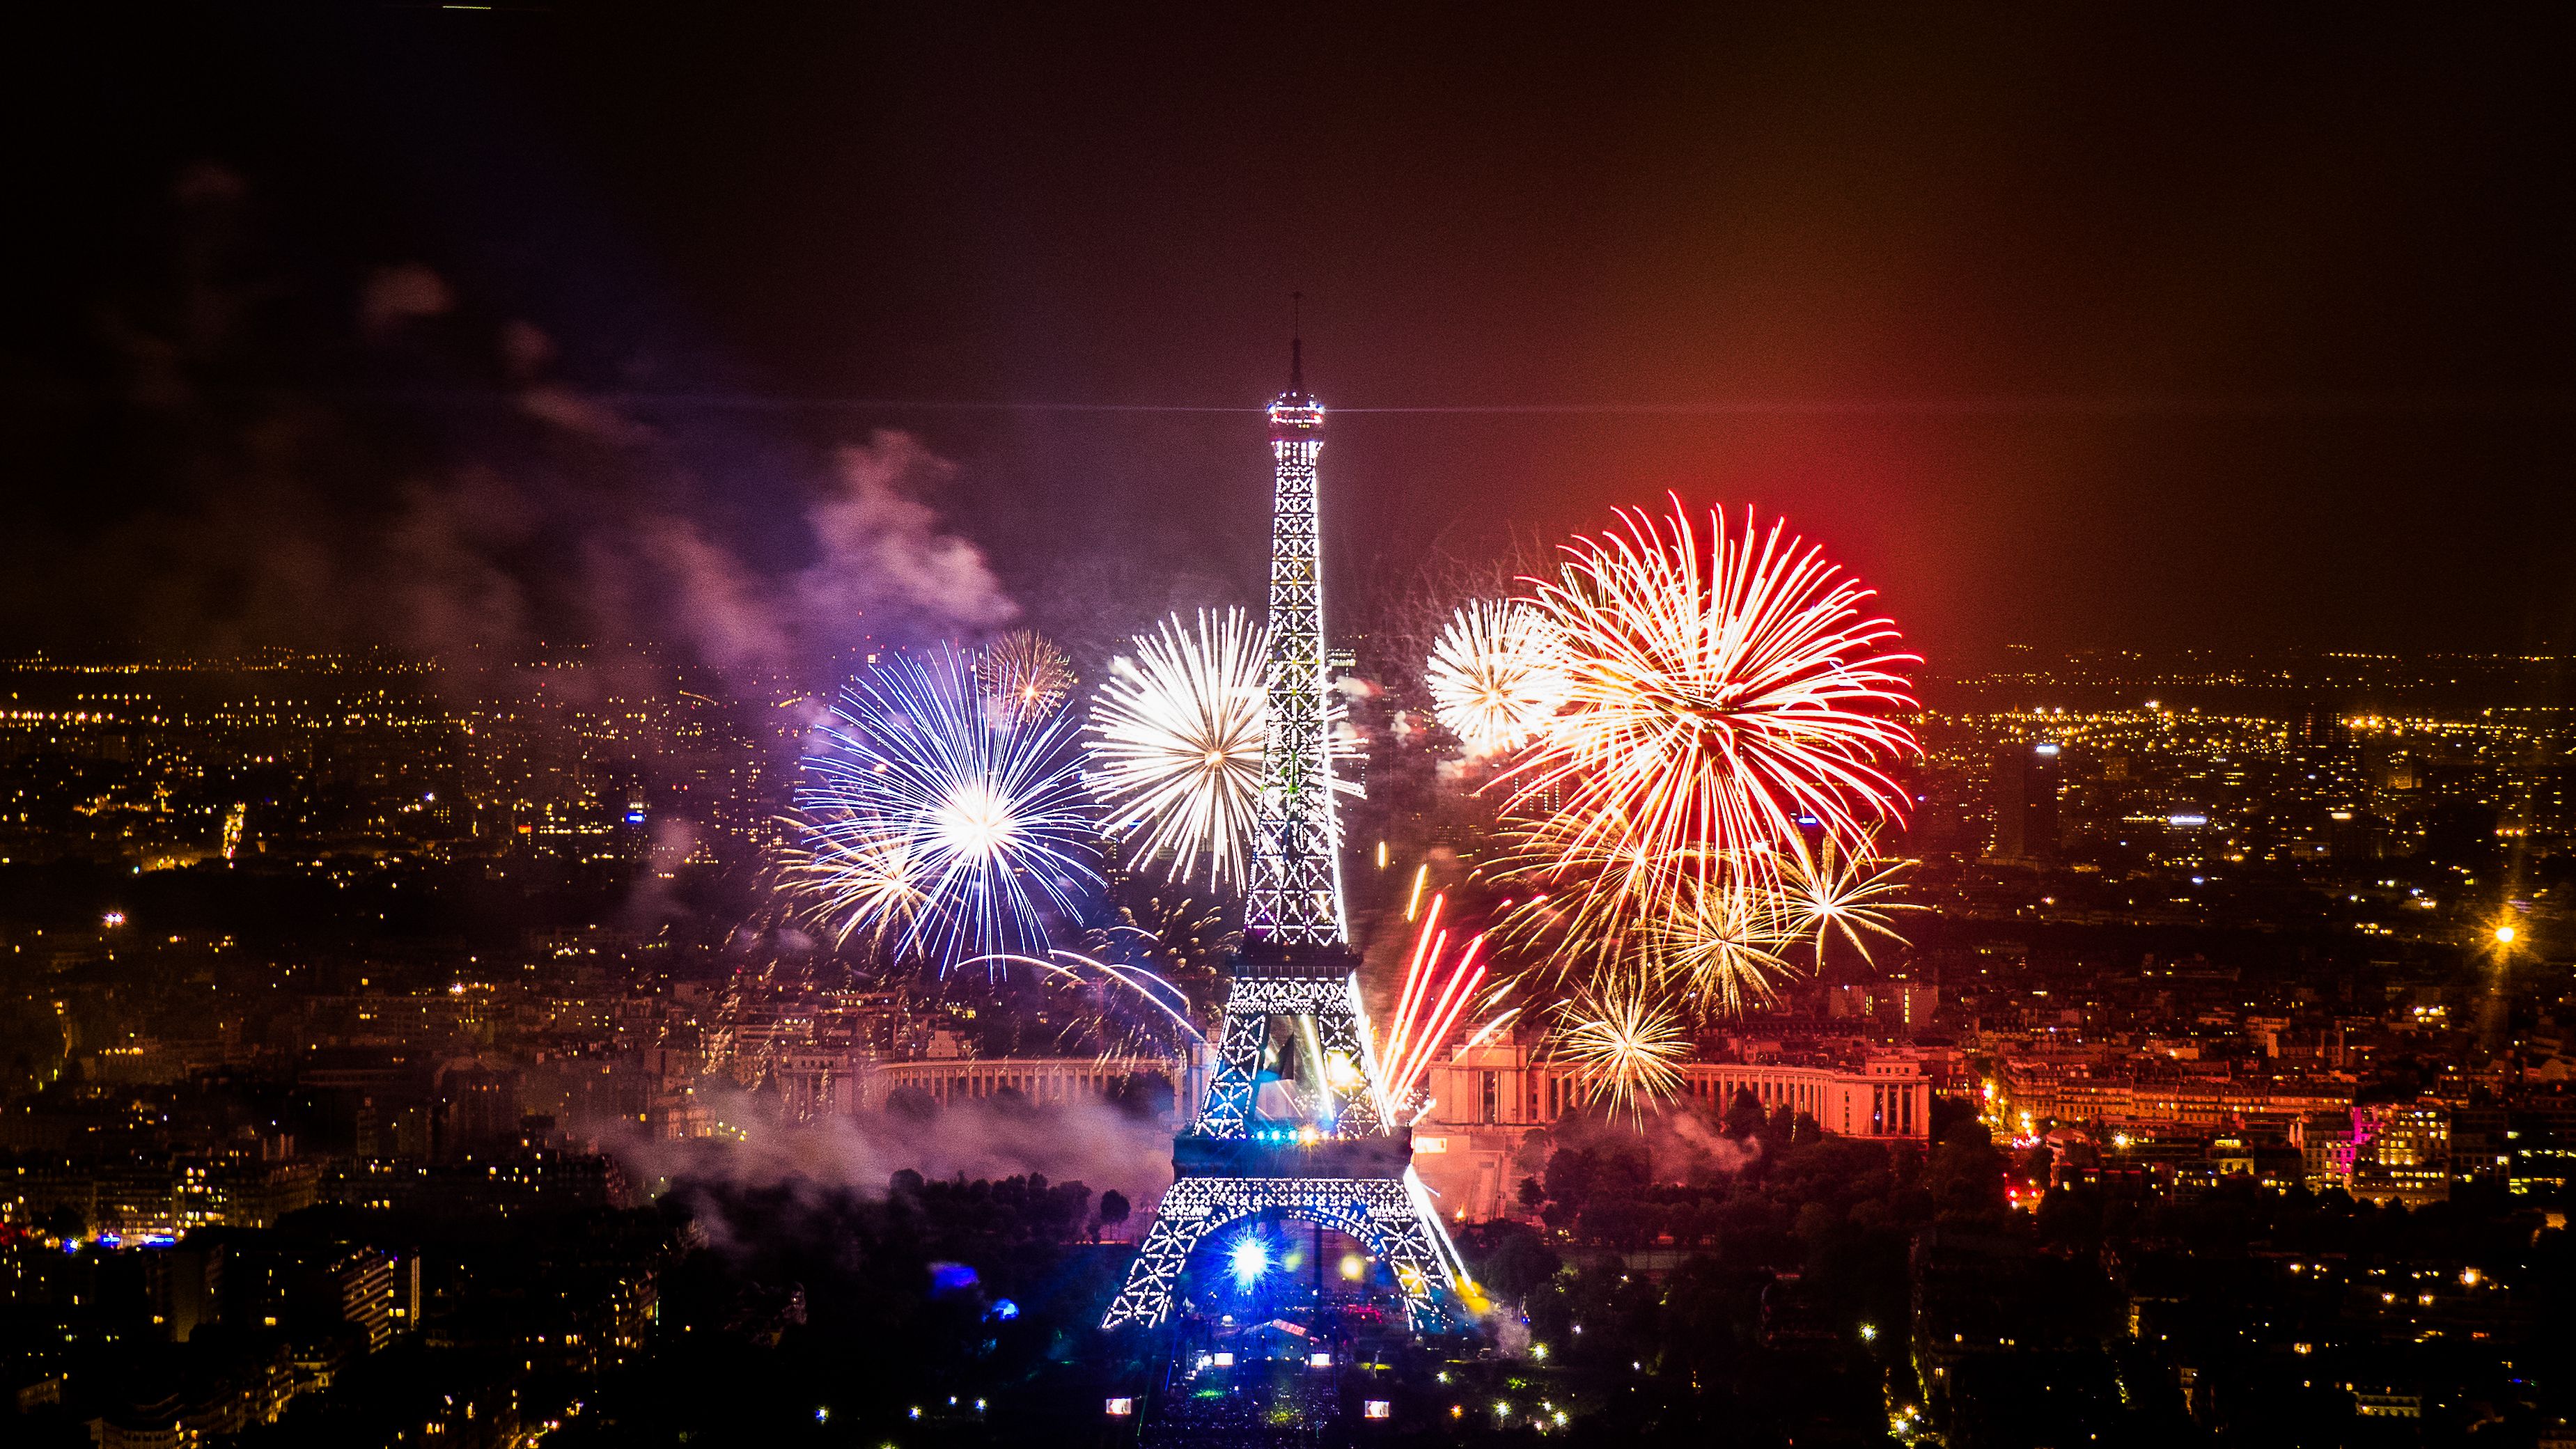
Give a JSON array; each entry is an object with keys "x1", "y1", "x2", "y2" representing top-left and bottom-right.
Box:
[{"x1": 1102, "y1": 339, "x2": 1462, "y2": 1333}]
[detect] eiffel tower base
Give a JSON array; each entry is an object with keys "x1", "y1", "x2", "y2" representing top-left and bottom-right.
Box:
[
  {"x1": 1101, "y1": 1172, "x2": 1455, "y2": 1331},
  {"x1": 1101, "y1": 944, "x2": 1462, "y2": 1332}
]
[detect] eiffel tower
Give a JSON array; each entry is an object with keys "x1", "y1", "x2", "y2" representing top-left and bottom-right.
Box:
[{"x1": 1102, "y1": 336, "x2": 1459, "y2": 1331}]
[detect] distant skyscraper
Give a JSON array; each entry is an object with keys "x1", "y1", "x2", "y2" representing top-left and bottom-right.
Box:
[{"x1": 1991, "y1": 742, "x2": 2061, "y2": 861}]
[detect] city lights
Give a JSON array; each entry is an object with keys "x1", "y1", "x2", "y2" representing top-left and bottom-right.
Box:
[{"x1": 13, "y1": 21, "x2": 2575, "y2": 1448}]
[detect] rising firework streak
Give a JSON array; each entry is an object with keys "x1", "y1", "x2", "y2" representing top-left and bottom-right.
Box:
[{"x1": 1373, "y1": 894, "x2": 1493, "y2": 1120}]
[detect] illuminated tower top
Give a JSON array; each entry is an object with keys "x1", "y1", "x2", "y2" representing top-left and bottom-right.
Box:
[
  {"x1": 1269, "y1": 336, "x2": 1322, "y2": 437},
  {"x1": 1245, "y1": 334, "x2": 1343, "y2": 946}
]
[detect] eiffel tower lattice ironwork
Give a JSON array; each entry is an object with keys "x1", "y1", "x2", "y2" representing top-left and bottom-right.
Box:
[
  {"x1": 1242, "y1": 335, "x2": 1342, "y2": 947},
  {"x1": 1102, "y1": 338, "x2": 1459, "y2": 1331}
]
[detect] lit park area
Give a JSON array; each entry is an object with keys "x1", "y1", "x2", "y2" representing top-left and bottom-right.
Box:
[
  {"x1": 1123, "y1": 1223, "x2": 1430, "y2": 1443},
  {"x1": 8, "y1": 10, "x2": 2576, "y2": 1449}
]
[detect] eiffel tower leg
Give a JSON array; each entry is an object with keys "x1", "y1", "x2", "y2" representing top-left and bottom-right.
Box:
[
  {"x1": 1196, "y1": 1001, "x2": 1267, "y2": 1140},
  {"x1": 1315, "y1": 993, "x2": 1384, "y2": 1133},
  {"x1": 1353, "y1": 1177, "x2": 1458, "y2": 1331},
  {"x1": 1103, "y1": 1182, "x2": 1218, "y2": 1329}
]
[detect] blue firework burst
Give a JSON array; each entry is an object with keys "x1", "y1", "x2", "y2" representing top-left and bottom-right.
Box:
[{"x1": 795, "y1": 645, "x2": 1100, "y2": 966}]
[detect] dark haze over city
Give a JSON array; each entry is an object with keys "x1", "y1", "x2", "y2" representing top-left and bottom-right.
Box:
[{"x1": 9, "y1": 7, "x2": 2576, "y2": 670}]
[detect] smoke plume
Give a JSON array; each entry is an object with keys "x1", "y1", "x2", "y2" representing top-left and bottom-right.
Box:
[{"x1": 612, "y1": 1086, "x2": 1177, "y2": 1212}]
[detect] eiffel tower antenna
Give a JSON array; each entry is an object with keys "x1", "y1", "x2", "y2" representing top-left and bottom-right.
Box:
[{"x1": 1290, "y1": 291, "x2": 1302, "y2": 389}]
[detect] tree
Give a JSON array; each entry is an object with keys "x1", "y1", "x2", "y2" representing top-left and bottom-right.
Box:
[
  {"x1": 1098, "y1": 1189, "x2": 1131, "y2": 1228},
  {"x1": 1590, "y1": 1140, "x2": 1651, "y2": 1199},
  {"x1": 1928, "y1": 1093, "x2": 1981, "y2": 1143},
  {"x1": 1926, "y1": 1119, "x2": 2006, "y2": 1219},
  {"x1": 1478, "y1": 1226, "x2": 1563, "y2": 1304},
  {"x1": 1543, "y1": 1148, "x2": 1595, "y2": 1209}
]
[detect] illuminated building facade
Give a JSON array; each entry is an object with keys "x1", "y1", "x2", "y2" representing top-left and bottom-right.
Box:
[
  {"x1": 852, "y1": 1054, "x2": 1194, "y2": 1113},
  {"x1": 1411, "y1": 1043, "x2": 1934, "y2": 1218},
  {"x1": 2351, "y1": 1101, "x2": 2451, "y2": 1207},
  {"x1": 1105, "y1": 342, "x2": 1458, "y2": 1331}
]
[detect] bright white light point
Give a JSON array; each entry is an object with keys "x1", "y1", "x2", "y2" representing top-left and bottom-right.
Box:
[
  {"x1": 933, "y1": 785, "x2": 1014, "y2": 856},
  {"x1": 1229, "y1": 1237, "x2": 1267, "y2": 1285}
]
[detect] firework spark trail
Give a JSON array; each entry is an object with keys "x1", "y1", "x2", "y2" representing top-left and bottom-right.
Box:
[
  {"x1": 1426, "y1": 599, "x2": 1564, "y2": 757},
  {"x1": 1457, "y1": 1010, "x2": 1520, "y2": 1054},
  {"x1": 1549, "y1": 974, "x2": 1690, "y2": 1115},
  {"x1": 1649, "y1": 876, "x2": 1797, "y2": 1016},
  {"x1": 1777, "y1": 835, "x2": 1919, "y2": 966},
  {"x1": 1372, "y1": 894, "x2": 1494, "y2": 1117},
  {"x1": 976, "y1": 629, "x2": 1077, "y2": 726},
  {"x1": 779, "y1": 831, "x2": 932, "y2": 949},
  {"x1": 1501, "y1": 498, "x2": 1920, "y2": 897},
  {"x1": 1487, "y1": 809, "x2": 1720, "y2": 982},
  {"x1": 798, "y1": 646, "x2": 1099, "y2": 964},
  {"x1": 963, "y1": 951, "x2": 1209, "y2": 1048},
  {"x1": 1084, "y1": 609, "x2": 1269, "y2": 890}
]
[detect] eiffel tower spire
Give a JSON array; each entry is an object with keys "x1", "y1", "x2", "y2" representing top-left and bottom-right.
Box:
[{"x1": 1245, "y1": 326, "x2": 1342, "y2": 944}]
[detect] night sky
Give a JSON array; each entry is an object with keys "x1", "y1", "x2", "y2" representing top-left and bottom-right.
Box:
[{"x1": 7, "y1": 6, "x2": 2575, "y2": 673}]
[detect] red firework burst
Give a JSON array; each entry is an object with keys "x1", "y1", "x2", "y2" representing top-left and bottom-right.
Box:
[{"x1": 1501, "y1": 496, "x2": 1920, "y2": 891}]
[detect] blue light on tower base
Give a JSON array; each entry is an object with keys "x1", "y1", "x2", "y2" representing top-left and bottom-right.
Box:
[{"x1": 1230, "y1": 1236, "x2": 1270, "y2": 1287}]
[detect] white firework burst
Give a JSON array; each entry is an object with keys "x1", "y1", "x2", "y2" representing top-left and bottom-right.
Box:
[
  {"x1": 1426, "y1": 599, "x2": 1565, "y2": 758},
  {"x1": 1085, "y1": 609, "x2": 1270, "y2": 890}
]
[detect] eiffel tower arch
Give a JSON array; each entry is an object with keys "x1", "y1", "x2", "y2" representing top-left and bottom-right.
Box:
[
  {"x1": 1102, "y1": 944, "x2": 1460, "y2": 1330},
  {"x1": 1103, "y1": 338, "x2": 1461, "y2": 1333}
]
